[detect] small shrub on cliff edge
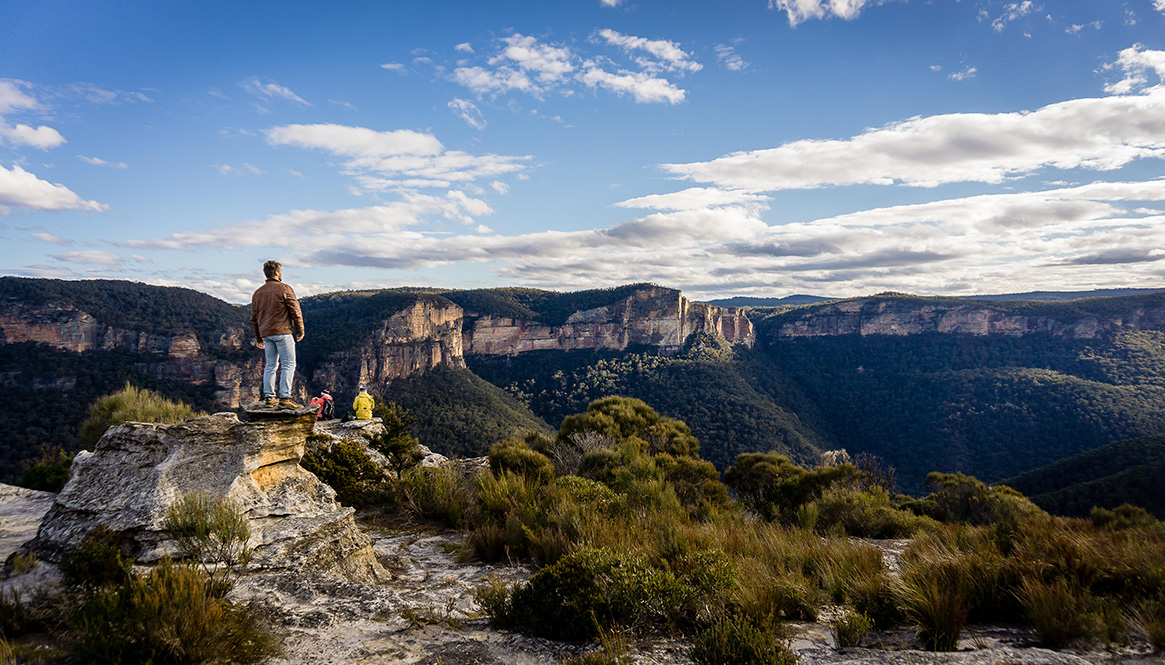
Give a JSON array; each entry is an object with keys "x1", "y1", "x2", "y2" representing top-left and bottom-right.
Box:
[
  {"x1": 80, "y1": 382, "x2": 201, "y2": 448},
  {"x1": 300, "y1": 437, "x2": 390, "y2": 507}
]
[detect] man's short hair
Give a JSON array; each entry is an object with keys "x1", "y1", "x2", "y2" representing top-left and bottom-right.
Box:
[{"x1": 262, "y1": 260, "x2": 281, "y2": 279}]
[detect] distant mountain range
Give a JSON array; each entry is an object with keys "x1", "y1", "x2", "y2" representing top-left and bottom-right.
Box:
[
  {"x1": 705, "y1": 287, "x2": 1165, "y2": 308},
  {"x1": 3, "y1": 276, "x2": 1165, "y2": 502}
]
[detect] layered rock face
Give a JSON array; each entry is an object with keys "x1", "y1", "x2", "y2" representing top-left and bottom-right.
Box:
[
  {"x1": 311, "y1": 298, "x2": 466, "y2": 398},
  {"x1": 466, "y1": 286, "x2": 754, "y2": 355},
  {"x1": 21, "y1": 410, "x2": 385, "y2": 583},
  {"x1": 0, "y1": 300, "x2": 304, "y2": 408},
  {"x1": 775, "y1": 298, "x2": 1165, "y2": 339}
]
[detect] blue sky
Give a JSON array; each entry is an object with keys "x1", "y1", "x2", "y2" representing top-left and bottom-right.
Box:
[{"x1": 2, "y1": 0, "x2": 1165, "y2": 303}]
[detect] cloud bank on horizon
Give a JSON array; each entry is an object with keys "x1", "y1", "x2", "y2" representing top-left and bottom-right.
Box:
[{"x1": 2, "y1": 1, "x2": 1165, "y2": 303}]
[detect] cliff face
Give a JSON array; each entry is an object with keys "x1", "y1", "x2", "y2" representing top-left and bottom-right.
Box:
[
  {"x1": 774, "y1": 298, "x2": 1165, "y2": 339},
  {"x1": 465, "y1": 286, "x2": 755, "y2": 355},
  {"x1": 311, "y1": 298, "x2": 466, "y2": 399}
]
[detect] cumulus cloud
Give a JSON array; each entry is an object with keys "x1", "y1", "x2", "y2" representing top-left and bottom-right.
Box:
[
  {"x1": 662, "y1": 84, "x2": 1165, "y2": 191},
  {"x1": 0, "y1": 164, "x2": 109, "y2": 214},
  {"x1": 380, "y1": 63, "x2": 407, "y2": 74},
  {"x1": 579, "y1": 67, "x2": 687, "y2": 104},
  {"x1": 448, "y1": 98, "x2": 487, "y2": 129},
  {"x1": 265, "y1": 124, "x2": 443, "y2": 157},
  {"x1": 241, "y1": 76, "x2": 311, "y2": 106},
  {"x1": 1103, "y1": 43, "x2": 1165, "y2": 94},
  {"x1": 78, "y1": 155, "x2": 128, "y2": 168},
  {"x1": 449, "y1": 32, "x2": 693, "y2": 105},
  {"x1": 769, "y1": 0, "x2": 887, "y2": 26},
  {"x1": 614, "y1": 187, "x2": 770, "y2": 211},
  {"x1": 596, "y1": 29, "x2": 702, "y2": 73},
  {"x1": 0, "y1": 122, "x2": 65, "y2": 149},
  {"x1": 1155, "y1": 0, "x2": 1165, "y2": 15}
]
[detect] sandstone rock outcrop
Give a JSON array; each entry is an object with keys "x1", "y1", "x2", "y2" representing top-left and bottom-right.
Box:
[
  {"x1": 311, "y1": 298, "x2": 465, "y2": 401},
  {"x1": 775, "y1": 297, "x2": 1165, "y2": 339},
  {"x1": 465, "y1": 286, "x2": 754, "y2": 355},
  {"x1": 20, "y1": 409, "x2": 386, "y2": 583}
]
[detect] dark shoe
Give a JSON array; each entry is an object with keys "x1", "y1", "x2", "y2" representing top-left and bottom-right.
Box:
[
  {"x1": 264, "y1": 397, "x2": 278, "y2": 408},
  {"x1": 278, "y1": 398, "x2": 301, "y2": 409}
]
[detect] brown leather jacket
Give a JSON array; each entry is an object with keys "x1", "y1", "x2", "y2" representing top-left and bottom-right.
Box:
[{"x1": 250, "y1": 279, "x2": 304, "y2": 339}]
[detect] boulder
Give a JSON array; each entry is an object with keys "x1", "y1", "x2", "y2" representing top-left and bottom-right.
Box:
[{"x1": 19, "y1": 405, "x2": 386, "y2": 584}]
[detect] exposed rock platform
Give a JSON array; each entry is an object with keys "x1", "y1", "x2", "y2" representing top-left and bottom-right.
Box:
[{"x1": 18, "y1": 406, "x2": 386, "y2": 583}]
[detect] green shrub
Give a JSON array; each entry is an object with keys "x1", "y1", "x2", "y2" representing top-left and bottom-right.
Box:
[
  {"x1": 80, "y1": 383, "x2": 201, "y2": 448},
  {"x1": 1135, "y1": 598, "x2": 1165, "y2": 652},
  {"x1": 501, "y1": 547, "x2": 693, "y2": 640},
  {"x1": 300, "y1": 437, "x2": 389, "y2": 507},
  {"x1": 815, "y1": 486, "x2": 933, "y2": 538},
  {"x1": 924, "y1": 472, "x2": 1043, "y2": 527},
  {"x1": 74, "y1": 558, "x2": 276, "y2": 664},
  {"x1": 558, "y1": 397, "x2": 698, "y2": 458},
  {"x1": 1019, "y1": 576, "x2": 1099, "y2": 648},
  {"x1": 59, "y1": 525, "x2": 133, "y2": 590},
  {"x1": 655, "y1": 453, "x2": 729, "y2": 516},
  {"x1": 724, "y1": 453, "x2": 854, "y2": 523},
  {"x1": 369, "y1": 400, "x2": 423, "y2": 479},
  {"x1": 488, "y1": 438, "x2": 555, "y2": 483},
  {"x1": 163, "y1": 492, "x2": 252, "y2": 592},
  {"x1": 690, "y1": 615, "x2": 795, "y2": 665},
  {"x1": 848, "y1": 570, "x2": 902, "y2": 629},
  {"x1": 1091, "y1": 504, "x2": 1158, "y2": 531},
  {"x1": 17, "y1": 449, "x2": 74, "y2": 493},
  {"x1": 831, "y1": 611, "x2": 873, "y2": 648}
]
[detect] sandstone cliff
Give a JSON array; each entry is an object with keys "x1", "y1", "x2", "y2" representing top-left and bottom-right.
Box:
[
  {"x1": 20, "y1": 408, "x2": 385, "y2": 583},
  {"x1": 465, "y1": 286, "x2": 754, "y2": 355},
  {"x1": 773, "y1": 297, "x2": 1165, "y2": 339}
]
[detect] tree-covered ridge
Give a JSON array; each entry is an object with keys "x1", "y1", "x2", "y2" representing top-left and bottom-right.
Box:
[
  {"x1": 754, "y1": 290, "x2": 1165, "y2": 329},
  {"x1": 1002, "y1": 435, "x2": 1165, "y2": 518},
  {"x1": 0, "y1": 277, "x2": 251, "y2": 346}
]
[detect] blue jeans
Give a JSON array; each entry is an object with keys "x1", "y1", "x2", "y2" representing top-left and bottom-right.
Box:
[{"x1": 262, "y1": 334, "x2": 296, "y2": 399}]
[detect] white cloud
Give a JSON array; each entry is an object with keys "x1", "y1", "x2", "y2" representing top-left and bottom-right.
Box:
[
  {"x1": 1103, "y1": 44, "x2": 1165, "y2": 94},
  {"x1": 67, "y1": 83, "x2": 152, "y2": 105},
  {"x1": 489, "y1": 34, "x2": 575, "y2": 84},
  {"x1": 0, "y1": 164, "x2": 108, "y2": 214},
  {"x1": 78, "y1": 155, "x2": 128, "y2": 169},
  {"x1": 579, "y1": 66, "x2": 687, "y2": 104},
  {"x1": 215, "y1": 163, "x2": 263, "y2": 176},
  {"x1": 662, "y1": 85, "x2": 1165, "y2": 191},
  {"x1": 380, "y1": 63, "x2": 407, "y2": 74},
  {"x1": 241, "y1": 76, "x2": 311, "y2": 106},
  {"x1": 769, "y1": 0, "x2": 886, "y2": 26},
  {"x1": 714, "y1": 44, "x2": 749, "y2": 72},
  {"x1": 448, "y1": 98, "x2": 487, "y2": 130},
  {"x1": 596, "y1": 29, "x2": 702, "y2": 73},
  {"x1": 1155, "y1": 0, "x2": 1165, "y2": 15},
  {"x1": 0, "y1": 80, "x2": 42, "y2": 114},
  {"x1": 614, "y1": 187, "x2": 770, "y2": 211},
  {"x1": 948, "y1": 66, "x2": 977, "y2": 81},
  {"x1": 0, "y1": 121, "x2": 65, "y2": 149},
  {"x1": 490, "y1": 181, "x2": 510, "y2": 195},
  {"x1": 455, "y1": 42, "x2": 474, "y2": 54},
  {"x1": 987, "y1": 1, "x2": 1037, "y2": 32},
  {"x1": 265, "y1": 124, "x2": 443, "y2": 157},
  {"x1": 453, "y1": 66, "x2": 535, "y2": 95},
  {"x1": 30, "y1": 231, "x2": 70, "y2": 245},
  {"x1": 54, "y1": 249, "x2": 122, "y2": 265},
  {"x1": 266, "y1": 123, "x2": 529, "y2": 191},
  {"x1": 600, "y1": 0, "x2": 622, "y2": 6}
]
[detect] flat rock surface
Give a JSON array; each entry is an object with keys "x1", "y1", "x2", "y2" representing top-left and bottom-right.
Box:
[{"x1": 0, "y1": 484, "x2": 54, "y2": 562}]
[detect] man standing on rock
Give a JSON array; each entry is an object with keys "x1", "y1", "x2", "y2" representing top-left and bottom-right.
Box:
[{"x1": 251, "y1": 260, "x2": 305, "y2": 409}]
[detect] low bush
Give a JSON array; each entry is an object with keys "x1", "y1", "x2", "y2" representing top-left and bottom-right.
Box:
[
  {"x1": 1135, "y1": 598, "x2": 1165, "y2": 652},
  {"x1": 488, "y1": 438, "x2": 554, "y2": 483},
  {"x1": 815, "y1": 486, "x2": 935, "y2": 538},
  {"x1": 831, "y1": 611, "x2": 873, "y2": 648},
  {"x1": 400, "y1": 465, "x2": 473, "y2": 526},
  {"x1": 73, "y1": 558, "x2": 276, "y2": 664},
  {"x1": 1091, "y1": 504, "x2": 1158, "y2": 531},
  {"x1": 17, "y1": 449, "x2": 74, "y2": 493},
  {"x1": 59, "y1": 525, "x2": 132, "y2": 590},
  {"x1": 300, "y1": 437, "x2": 390, "y2": 507},
  {"x1": 690, "y1": 615, "x2": 795, "y2": 665},
  {"x1": 163, "y1": 492, "x2": 252, "y2": 593},
  {"x1": 898, "y1": 560, "x2": 969, "y2": 652},
  {"x1": 724, "y1": 452, "x2": 854, "y2": 523},
  {"x1": 80, "y1": 383, "x2": 201, "y2": 448}
]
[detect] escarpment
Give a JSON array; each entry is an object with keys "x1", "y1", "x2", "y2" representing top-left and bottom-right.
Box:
[
  {"x1": 19, "y1": 408, "x2": 386, "y2": 583},
  {"x1": 771, "y1": 295, "x2": 1165, "y2": 339}
]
